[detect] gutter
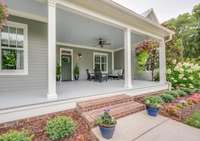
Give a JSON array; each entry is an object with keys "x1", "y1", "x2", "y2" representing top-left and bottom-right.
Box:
[{"x1": 165, "y1": 34, "x2": 173, "y2": 43}]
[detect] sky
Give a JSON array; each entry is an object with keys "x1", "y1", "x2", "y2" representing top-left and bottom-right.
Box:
[{"x1": 112, "y1": 0, "x2": 200, "y2": 23}]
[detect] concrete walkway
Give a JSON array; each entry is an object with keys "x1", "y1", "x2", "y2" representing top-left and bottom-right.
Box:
[{"x1": 92, "y1": 111, "x2": 200, "y2": 141}]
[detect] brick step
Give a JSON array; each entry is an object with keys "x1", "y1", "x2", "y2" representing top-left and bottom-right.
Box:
[
  {"x1": 77, "y1": 94, "x2": 134, "y2": 113},
  {"x1": 82, "y1": 101, "x2": 145, "y2": 127}
]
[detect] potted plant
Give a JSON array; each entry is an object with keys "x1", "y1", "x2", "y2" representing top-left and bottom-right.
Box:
[
  {"x1": 96, "y1": 109, "x2": 117, "y2": 139},
  {"x1": 56, "y1": 64, "x2": 61, "y2": 81},
  {"x1": 145, "y1": 96, "x2": 163, "y2": 117},
  {"x1": 74, "y1": 64, "x2": 80, "y2": 80}
]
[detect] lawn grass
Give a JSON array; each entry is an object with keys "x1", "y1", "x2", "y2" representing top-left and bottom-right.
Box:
[{"x1": 185, "y1": 111, "x2": 200, "y2": 129}]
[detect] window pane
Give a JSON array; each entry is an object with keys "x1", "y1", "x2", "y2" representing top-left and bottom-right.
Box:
[
  {"x1": 101, "y1": 56, "x2": 107, "y2": 63},
  {"x1": 95, "y1": 55, "x2": 100, "y2": 63},
  {"x1": 101, "y1": 64, "x2": 106, "y2": 72},
  {"x1": 95, "y1": 64, "x2": 100, "y2": 71},
  {"x1": 1, "y1": 26, "x2": 9, "y2": 47},
  {"x1": 16, "y1": 50, "x2": 24, "y2": 69},
  {"x1": 17, "y1": 28, "x2": 24, "y2": 48},
  {"x1": 1, "y1": 49, "x2": 24, "y2": 70},
  {"x1": 9, "y1": 27, "x2": 17, "y2": 48}
]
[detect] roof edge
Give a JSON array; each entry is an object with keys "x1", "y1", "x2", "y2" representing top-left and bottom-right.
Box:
[{"x1": 101, "y1": 0, "x2": 175, "y2": 35}]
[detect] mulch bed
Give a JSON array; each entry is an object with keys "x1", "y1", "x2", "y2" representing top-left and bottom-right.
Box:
[{"x1": 0, "y1": 109, "x2": 98, "y2": 141}]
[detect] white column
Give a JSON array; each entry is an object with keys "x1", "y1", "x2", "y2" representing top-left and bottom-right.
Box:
[
  {"x1": 112, "y1": 51, "x2": 114, "y2": 71},
  {"x1": 124, "y1": 28, "x2": 132, "y2": 89},
  {"x1": 47, "y1": 0, "x2": 57, "y2": 99},
  {"x1": 132, "y1": 45, "x2": 136, "y2": 80},
  {"x1": 159, "y1": 39, "x2": 167, "y2": 84}
]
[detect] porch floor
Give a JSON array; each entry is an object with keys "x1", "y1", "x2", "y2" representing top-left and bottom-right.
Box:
[{"x1": 0, "y1": 80, "x2": 161, "y2": 110}]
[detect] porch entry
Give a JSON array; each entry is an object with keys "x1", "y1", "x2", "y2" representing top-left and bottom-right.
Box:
[{"x1": 60, "y1": 48, "x2": 73, "y2": 81}]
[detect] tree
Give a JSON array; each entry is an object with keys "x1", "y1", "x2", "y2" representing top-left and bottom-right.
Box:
[{"x1": 163, "y1": 3, "x2": 200, "y2": 62}]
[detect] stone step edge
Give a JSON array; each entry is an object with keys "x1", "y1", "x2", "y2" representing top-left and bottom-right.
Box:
[
  {"x1": 77, "y1": 96, "x2": 135, "y2": 113},
  {"x1": 81, "y1": 102, "x2": 145, "y2": 127},
  {"x1": 77, "y1": 94, "x2": 129, "y2": 108}
]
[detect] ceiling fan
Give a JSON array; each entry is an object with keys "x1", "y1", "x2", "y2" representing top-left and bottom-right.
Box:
[{"x1": 97, "y1": 38, "x2": 111, "y2": 48}]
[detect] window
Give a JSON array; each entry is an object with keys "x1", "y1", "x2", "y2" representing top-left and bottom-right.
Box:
[
  {"x1": 0, "y1": 21, "x2": 28, "y2": 75},
  {"x1": 93, "y1": 52, "x2": 108, "y2": 73}
]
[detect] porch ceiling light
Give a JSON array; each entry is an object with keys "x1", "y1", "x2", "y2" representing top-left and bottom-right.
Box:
[{"x1": 78, "y1": 53, "x2": 82, "y2": 58}]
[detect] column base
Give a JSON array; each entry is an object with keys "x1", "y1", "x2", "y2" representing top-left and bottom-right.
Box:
[
  {"x1": 47, "y1": 93, "x2": 58, "y2": 100},
  {"x1": 124, "y1": 83, "x2": 133, "y2": 89}
]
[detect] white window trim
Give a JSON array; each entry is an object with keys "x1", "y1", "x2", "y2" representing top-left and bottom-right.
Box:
[
  {"x1": 93, "y1": 52, "x2": 108, "y2": 73},
  {"x1": 0, "y1": 21, "x2": 28, "y2": 75}
]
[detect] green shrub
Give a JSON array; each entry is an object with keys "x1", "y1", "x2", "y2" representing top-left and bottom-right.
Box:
[
  {"x1": 161, "y1": 94, "x2": 176, "y2": 103},
  {"x1": 175, "y1": 90, "x2": 188, "y2": 97},
  {"x1": 180, "y1": 87, "x2": 196, "y2": 94},
  {"x1": 194, "y1": 88, "x2": 200, "y2": 93},
  {"x1": 185, "y1": 111, "x2": 200, "y2": 129},
  {"x1": 0, "y1": 130, "x2": 33, "y2": 141},
  {"x1": 144, "y1": 96, "x2": 163, "y2": 108},
  {"x1": 45, "y1": 116, "x2": 77, "y2": 141},
  {"x1": 165, "y1": 91, "x2": 179, "y2": 98}
]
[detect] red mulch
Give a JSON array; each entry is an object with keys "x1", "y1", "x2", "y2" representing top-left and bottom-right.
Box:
[{"x1": 0, "y1": 109, "x2": 98, "y2": 141}]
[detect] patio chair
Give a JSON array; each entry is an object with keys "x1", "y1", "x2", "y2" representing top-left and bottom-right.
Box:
[
  {"x1": 109, "y1": 69, "x2": 124, "y2": 80},
  {"x1": 94, "y1": 68, "x2": 108, "y2": 82},
  {"x1": 86, "y1": 69, "x2": 94, "y2": 81}
]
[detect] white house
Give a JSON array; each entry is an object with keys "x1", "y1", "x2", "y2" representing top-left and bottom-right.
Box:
[{"x1": 0, "y1": 0, "x2": 174, "y2": 122}]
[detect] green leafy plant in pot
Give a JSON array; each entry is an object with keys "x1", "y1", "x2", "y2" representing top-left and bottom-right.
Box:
[
  {"x1": 96, "y1": 109, "x2": 117, "y2": 139},
  {"x1": 74, "y1": 64, "x2": 80, "y2": 80},
  {"x1": 145, "y1": 96, "x2": 163, "y2": 117}
]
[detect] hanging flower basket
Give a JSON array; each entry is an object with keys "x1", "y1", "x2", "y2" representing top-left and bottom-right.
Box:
[{"x1": 0, "y1": 0, "x2": 9, "y2": 31}]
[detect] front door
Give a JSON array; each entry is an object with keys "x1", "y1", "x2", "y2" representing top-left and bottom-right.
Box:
[{"x1": 61, "y1": 55, "x2": 72, "y2": 81}]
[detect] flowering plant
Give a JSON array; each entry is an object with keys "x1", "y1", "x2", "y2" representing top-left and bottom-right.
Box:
[
  {"x1": 187, "y1": 94, "x2": 200, "y2": 104},
  {"x1": 136, "y1": 40, "x2": 159, "y2": 80},
  {"x1": 167, "y1": 60, "x2": 200, "y2": 89},
  {"x1": 96, "y1": 109, "x2": 117, "y2": 127}
]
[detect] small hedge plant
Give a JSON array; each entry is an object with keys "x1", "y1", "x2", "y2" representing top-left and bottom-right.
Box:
[
  {"x1": 0, "y1": 130, "x2": 33, "y2": 141},
  {"x1": 45, "y1": 116, "x2": 77, "y2": 141},
  {"x1": 180, "y1": 88, "x2": 196, "y2": 94},
  {"x1": 185, "y1": 111, "x2": 200, "y2": 129},
  {"x1": 161, "y1": 93, "x2": 175, "y2": 103}
]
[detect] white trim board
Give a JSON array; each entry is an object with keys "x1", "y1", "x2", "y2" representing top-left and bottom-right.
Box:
[
  {"x1": 57, "y1": 42, "x2": 115, "y2": 52},
  {"x1": 8, "y1": 9, "x2": 48, "y2": 23},
  {"x1": 113, "y1": 47, "x2": 124, "y2": 52},
  {"x1": 59, "y1": 48, "x2": 73, "y2": 81}
]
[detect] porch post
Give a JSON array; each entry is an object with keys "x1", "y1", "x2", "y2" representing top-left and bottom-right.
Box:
[
  {"x1": 47, "y1": 0, "x2": 57, "y2": 99},
  {"x1": 159, "y1": 39, "x2": 167, "y2": 84},
  {"x1": 124, "y1": 28, "x2": 132, "y2": 88}
]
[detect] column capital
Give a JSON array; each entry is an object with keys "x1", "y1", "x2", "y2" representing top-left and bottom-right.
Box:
[
  {"x1": 159, "y1": 39, "x2": 166, "y2": 49},
  {"x1": 124, "y1": 28, "x2": 131, "y2": 33},
  {"x1": 48, "y1": 0, "x2": 56, "y2": 7}
]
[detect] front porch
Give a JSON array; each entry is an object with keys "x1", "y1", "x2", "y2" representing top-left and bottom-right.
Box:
[{"x1": 0, "y1": 80, "x2": 165, "y2": 110}]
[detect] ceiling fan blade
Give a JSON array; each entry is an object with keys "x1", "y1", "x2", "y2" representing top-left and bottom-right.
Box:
[{"x1": 104, "y1": 43, "x2": 111, "y2": 45}]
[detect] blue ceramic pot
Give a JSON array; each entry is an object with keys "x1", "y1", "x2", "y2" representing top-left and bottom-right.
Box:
[
  {"x1": 147, "y1": 106, "x2": 159, "y2": 117},
  {"x1": 99, "y1": 125, "x2": 115, "y2": 139}
]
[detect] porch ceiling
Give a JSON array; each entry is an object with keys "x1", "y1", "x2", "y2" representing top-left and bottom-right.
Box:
[
  {"x1": 57, "y1": 8, "x2": 148, "y2": 49},
  {"x1": 6, "y1": 0, "x2": 149, "y2": 50}
]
